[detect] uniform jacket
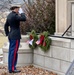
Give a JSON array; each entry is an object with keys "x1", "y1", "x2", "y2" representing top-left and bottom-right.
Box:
[{"x1": 4, "y1": 11, "x2": 26, "y2": 40}]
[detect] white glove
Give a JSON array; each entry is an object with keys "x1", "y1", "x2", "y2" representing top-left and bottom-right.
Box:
[{"x1": 19, "y1": 8, "x2": 24, "y2": 14}]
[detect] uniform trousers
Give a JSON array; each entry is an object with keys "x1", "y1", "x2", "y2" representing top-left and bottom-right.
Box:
[{"x1": 8, "y1": 39, "x2": 20, "y2": 71}]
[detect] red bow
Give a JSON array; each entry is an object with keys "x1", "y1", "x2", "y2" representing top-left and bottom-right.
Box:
[
  {"x1": 39, "y1": 35, "x2": 44, "y2": 45},
  {"x1": 30, "y1": 35, "x2": 33, "y2": 40}
]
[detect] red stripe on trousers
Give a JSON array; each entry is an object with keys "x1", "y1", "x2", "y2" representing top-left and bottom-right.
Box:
[{"x1": 12, "y1": 40, "x2": 19, "y2": 71}]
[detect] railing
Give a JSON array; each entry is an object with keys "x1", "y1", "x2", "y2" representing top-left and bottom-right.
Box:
[
  {"x1": 27, "y1": 25, "x2": 74, "y2": 39},
  {"x1": 50, "y1": 35, "x2": 74, "y2": 40},
  {"x1": 49, "y1": 25, "x2": 74, "y2": 39},
  {"x1": 62, "y1": 25, "x2": 71, "y2": 36}
]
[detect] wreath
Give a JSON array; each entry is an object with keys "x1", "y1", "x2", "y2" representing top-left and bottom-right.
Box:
[
  {"x1": 39, "y1": 31, "x2": 51, "y2": 52},
  {"x1": 29, "y1": 30, "x2": 38, "y2": 49}
]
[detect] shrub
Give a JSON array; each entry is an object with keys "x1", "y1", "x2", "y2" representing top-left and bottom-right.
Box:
[{"x1": 20, "y1": 0, "x2": 55, "y2": 35}]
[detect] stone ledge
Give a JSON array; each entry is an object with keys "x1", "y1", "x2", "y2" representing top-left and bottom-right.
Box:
[
  {"x1": 60, "y1": 60, "x2": 71, "y2": 73},
  {"x1": 2, "y1": 42, "x2": 33, "y2": 66},
  {"x1": 34, "y1": 47, "x2": 52, "y2": 57},
  {"x1": 50, "y1": 37, "x2": 71, "y2": 48},
  {"x1": 2, "y1": 42, "x2": 32, "y2": 53},
  {"x1": 21, "y1": 35, "x2": 29, "y2": 42},
  {"x1": 34, "y1": 46, "x2": 70, "y2": 62},
  {"x1": 51, "y1": 46, "x2": 70, "y2": 61},
  {"x1": 34, "y1": 54, "x2": 61, "y2": 72},
  {"x1": 71, "y1": 40, "x2": 74, "y2": 49}
]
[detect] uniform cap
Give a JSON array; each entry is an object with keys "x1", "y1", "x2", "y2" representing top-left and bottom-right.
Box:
[{"x1": 10, "y1": 5, "x2": 21, "y2": 10}]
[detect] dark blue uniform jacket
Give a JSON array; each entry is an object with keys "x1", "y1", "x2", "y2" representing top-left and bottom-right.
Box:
[{"x1": 4, "y1": 11, "x2": 26, "y2": 40}]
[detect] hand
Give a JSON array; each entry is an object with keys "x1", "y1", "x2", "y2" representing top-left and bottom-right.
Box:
[{"x1": 19, "y1": 8, "x2": 24, "y2": 14}]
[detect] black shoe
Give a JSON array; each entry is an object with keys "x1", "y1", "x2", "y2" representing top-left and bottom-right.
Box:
[
  {"x1": 9, "y1": 70, "x2": 21, "y2": 73},
  {"x1": 9, "y1": 71, "x2": 12, "y2": 73}
]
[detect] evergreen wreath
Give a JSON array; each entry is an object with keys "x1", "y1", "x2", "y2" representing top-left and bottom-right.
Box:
[
  {"x1": 39, "y1": 31, "x2": 51, "y2": 52},
  {"x1": 29, "y1": 30, "x2": 38, "y2": 49}
]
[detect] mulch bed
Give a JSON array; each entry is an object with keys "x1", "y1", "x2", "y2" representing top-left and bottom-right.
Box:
[{"x1": 0, "y1": 65, "x2": 57, "y2": 75}]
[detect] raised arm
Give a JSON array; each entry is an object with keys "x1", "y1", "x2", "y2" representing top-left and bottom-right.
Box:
[{"x1": 15, "y1": 13, "x2": 26, "y2": 21}]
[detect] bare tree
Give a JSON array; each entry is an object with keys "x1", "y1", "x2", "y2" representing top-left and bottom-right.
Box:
[
  {"x1": 0, "y1": 0, "x2": 12, "y2": 11},
  {"x1": 0, "y1": 0, "x2": 12, "y2": 35}
]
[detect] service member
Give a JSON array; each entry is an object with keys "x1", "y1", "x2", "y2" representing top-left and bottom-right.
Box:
[{"x1": 4, "y1": 6, "x2": 26, "y2": 73}]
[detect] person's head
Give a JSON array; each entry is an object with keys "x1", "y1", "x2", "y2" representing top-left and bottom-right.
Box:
[{"x1": 10, "y1": 6, "x2": 20, "y2": 13}]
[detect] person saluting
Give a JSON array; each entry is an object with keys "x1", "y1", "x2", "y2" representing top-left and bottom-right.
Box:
[{"x1": 4, "y1": 5, "x2": 26, "y2": 73}]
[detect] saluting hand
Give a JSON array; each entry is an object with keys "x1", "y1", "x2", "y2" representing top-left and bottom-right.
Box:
[{"x1": 19, "y1": 8, "x2": 24, "y2": 14}]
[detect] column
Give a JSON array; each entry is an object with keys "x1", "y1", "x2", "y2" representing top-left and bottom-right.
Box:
[
  {"x1": 55, "y1": 0, "x2": 68, "y2": 35},
  {"x1": 72, "y1": 3, "x2": 74, "y2": 36}
]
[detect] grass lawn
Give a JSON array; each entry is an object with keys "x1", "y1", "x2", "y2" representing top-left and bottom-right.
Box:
[{"x1": 0, "y1": 35, "x2": 8, "y2": 48}]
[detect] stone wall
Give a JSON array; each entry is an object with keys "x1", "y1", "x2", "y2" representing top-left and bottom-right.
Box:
[
  {"x1": 3, "y1": 35, "x2": 74, "y2": 75},
  {"x1": 33, "y1": 37, "x2": 74, "y2": 75},
  {"x1": 3, "y1": 35, "x2": 33, "y2": 66}
]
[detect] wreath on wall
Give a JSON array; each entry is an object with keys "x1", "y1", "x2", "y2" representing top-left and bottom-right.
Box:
[
  {"x1": 38, "y1": 31, "x2": 51, "y2": 52},
  {"x1": 28, "y1": 30, "x2": 51, "y2": 51},
  {"x1": 29, "y1": 30, "x2": 38, "y2": 49}
]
